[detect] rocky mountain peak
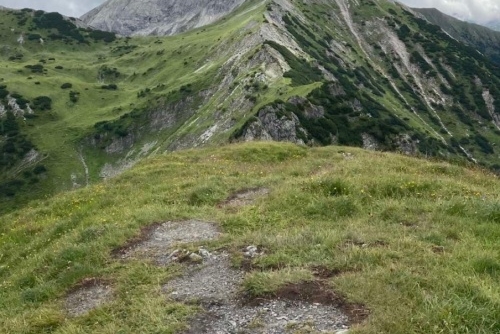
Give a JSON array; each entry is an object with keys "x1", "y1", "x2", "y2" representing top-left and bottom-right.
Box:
[{"x1": 81, "y1": 0, "x2": 247, "y2": 36}]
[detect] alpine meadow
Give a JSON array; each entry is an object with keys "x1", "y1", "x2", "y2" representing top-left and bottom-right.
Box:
[{"x1": 0, "y1": 0, "x2": 500, "y2": 333}]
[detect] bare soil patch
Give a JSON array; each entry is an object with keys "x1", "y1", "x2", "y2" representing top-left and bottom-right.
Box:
[
  {"x1": 218, "y1": 187, "x2": 270, "y2": 208},
  {"x1": 65, "y1": 279, "x2": 112, "y2": 317},
  {"x1": 244, "y1": 281, "x2": 370, "y2": 326},
  {"x1": 164, "y1": 251, "x2": 358, "y2": 333},
  {"x1": 113, "y1": 220, "x2": 221, "y2": 265},
  {"x1": 311, "y1": 266, "x2": 345, "y2": 279},
  {"x1": 163, "y1": 253, "x2": 244, "y2": 303}
]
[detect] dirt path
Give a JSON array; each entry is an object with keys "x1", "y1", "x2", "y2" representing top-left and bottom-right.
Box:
[
  {"x1": 65, "y1": 190, "x2": 363, "y2": 332},
  {"x1": 155, "y1": 220, "x2": 352, "y2": 333}
]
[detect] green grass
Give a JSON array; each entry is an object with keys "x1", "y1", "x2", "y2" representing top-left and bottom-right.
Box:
[
  {"x1": 0, "y1": 0, "x2": 271, "y2": 209},
  {"x1": 4, "y1": 0, "x2": 500, "y2": 213},
  {"x1": 1, "y1": 141, "x2": 499, "y2": 333}
]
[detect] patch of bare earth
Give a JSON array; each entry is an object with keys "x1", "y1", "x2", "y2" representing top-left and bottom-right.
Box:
[
  {"x1": 65, "y1": 278, "x2": 113, "y2": 317},
  {"x1": 164, "y1": 254, "x2": 361, "y2": 333},
  {"x1": 111, "y1": 219, "x2": 365, "y2": 332},
  {"x1": 218, "y1": 188, "x2": 270, "y2": 208},
  {"x1": 113, "y1": 220, "x2": 221, "y2": 265}
]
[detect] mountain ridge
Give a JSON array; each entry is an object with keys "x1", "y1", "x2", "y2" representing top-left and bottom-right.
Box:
[
  {"x1": 413, "y1": 7, "x2": 500, "y2": 64},
  {"x1": 81, "y1": 0, "x2": 248, "y2": 36},
  {"x1": 2, "y1": 0, "x2": 500, "y2": 212},
  {"x1": 1, "y1": 141, "x2": 500, "y2": 333}
]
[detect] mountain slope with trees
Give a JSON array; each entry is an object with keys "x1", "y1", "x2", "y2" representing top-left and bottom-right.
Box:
[
  {"x1": 1, "y1": 0, "x2": 500, "y2": 212},
  {"x1": 413, "y1": 7, "x2": 500, "y2": 64}
]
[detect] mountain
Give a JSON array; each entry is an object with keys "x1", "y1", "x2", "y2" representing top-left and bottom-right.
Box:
[
  {"x1": 2, "y1": 2, "x2": 500, "y2": 333},
  {"x1": 2, "y1": 0, "x2": 500, "y2": 213},
  {"x1": 486, "y1": 20, "x2": 500, "y2": 32},
  {"x1": 81, "y1": 0, "x2": 247, "y2": 36},
  {"x1": 413, "y1": 7, "x2": 500, "y2": 64}
]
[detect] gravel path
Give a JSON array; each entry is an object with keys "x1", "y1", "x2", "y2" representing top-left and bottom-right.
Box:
[
  {"x1": 164, "y1": 253, "x2": 244, "y2": 303},
  {"x1": 66, "y1": 219, "x2": 356, "y2": 332},
  {"x1": 184, "y1": 299, "x2": 349, "y2": 333},
  {"x1": 161, "y1": 229, "x2": 351, "y2": 333},
  {"x1": 119, "y1": 220, "x2": 221, "y2": 264}
]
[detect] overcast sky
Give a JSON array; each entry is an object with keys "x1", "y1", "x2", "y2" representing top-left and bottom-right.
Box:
[{"x1": 0, "y1": 0, "x2": 498, "y2": 23}]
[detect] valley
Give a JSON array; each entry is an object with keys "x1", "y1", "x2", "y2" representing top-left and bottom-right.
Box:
[{"x1": 2, "y1": 0, "x2": 500, "y2": 212}]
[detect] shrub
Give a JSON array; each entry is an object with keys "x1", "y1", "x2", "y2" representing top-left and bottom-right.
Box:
[
  {"x1": 24, "y1": 64, "x2": 44, "y2": 73},
  {"x1": 69, "y1": 91, "x2": 79, "y2": 103},
  {"x1": 88, "y1": 30, "x2": 116, "y2": 43},
  {"x1": 33, "y1": 96, "x2": 52, "y2": 111},
  {"x1": 60, "y1": 83, "x2": 72, "y2": 89},
  {"x1": 474, "y1": 134, "x2": 494, "y2": 154},
  {"x1": 0, "y1": 86, "x2": 9, "y2": 99},
  {"x1": 33, "y1": 165, "x2": 47, "y2": 175},
  {"x1": 101, "y1": 84, "x2": 118, "y2": 90}
]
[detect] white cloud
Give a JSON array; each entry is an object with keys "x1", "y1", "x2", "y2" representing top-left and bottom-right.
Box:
[{"x1": 399, "y1": 0, "x2": 500, "y2": 24}]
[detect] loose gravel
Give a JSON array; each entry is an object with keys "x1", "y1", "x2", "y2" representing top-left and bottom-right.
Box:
[
  {"x1": 117, "y1": 220, "x2": 221, "y2": 264},
  {"x1": 69, "y1": 220, "x2": 357, "y2": 332}
]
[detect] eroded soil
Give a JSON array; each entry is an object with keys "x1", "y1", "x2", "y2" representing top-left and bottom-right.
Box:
[{"x1": 65, "y1": 279, "x2": 113, "y2": 317}]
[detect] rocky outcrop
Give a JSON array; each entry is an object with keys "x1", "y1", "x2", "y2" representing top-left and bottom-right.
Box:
[
  {"x1": 81, "y1": 0, "x2": 247, "y2": 36},
  {"x1": 241, "y1": 105, "x2": 308, "y2": 145}
]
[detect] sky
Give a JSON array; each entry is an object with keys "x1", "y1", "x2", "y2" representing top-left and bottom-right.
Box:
[
  {"x1": 0, "y1": 0, "x2": 498, "y2": 23},
  {"x1": 0, "y1": 0, "x2": 103, "y2": 17}
]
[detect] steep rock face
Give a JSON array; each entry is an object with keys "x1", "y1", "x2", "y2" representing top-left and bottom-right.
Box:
[
  {"x1": 241, "y1": 105, "x2": 308, "y2": 145},
  {"x1": 81, "y1": 0, "x2": 247, "y2": 36}
]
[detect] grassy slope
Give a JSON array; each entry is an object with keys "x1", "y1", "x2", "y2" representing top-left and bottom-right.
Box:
[
  {"x1": 0, "y1": 1, "x2": 272, "y2": 210},
  {"x1": 1, "y1": 142, "x2": 499, "y2": 333},
  {"x1": 4, "y1": 0, "x2": 500, "y2": 213}
]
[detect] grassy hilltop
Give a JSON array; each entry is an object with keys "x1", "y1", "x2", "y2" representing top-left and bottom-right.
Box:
[{"x1": 1, "y1": 142, "x2": 499, "y2": 333}]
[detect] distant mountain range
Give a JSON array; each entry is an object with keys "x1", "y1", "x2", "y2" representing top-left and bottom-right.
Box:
[
  {"x1": 413, "y1": 8, "x2": 500, "y2": 64},
  {"x1": 486, "y1": 20, "x2": 500, "y2": 32}
]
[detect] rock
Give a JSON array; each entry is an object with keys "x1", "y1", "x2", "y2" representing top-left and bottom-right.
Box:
[
  {"x1": 167, "y1": 249, "x2": 181, "y2": 261},
  {"x1": 81, "y1": 0, "x2": 246, "y2": 37},
  {"x1": 396, "y1": 134, "x2": 419, "y2": 155},
  {"x1": 189, "y1": 253, "x2": 204, "y2": 263},
  {"x1": 199, "y1": 248, "x2": 212, "y2": 258},
  {"x1": 241, "y1": 105, "x2": 308, "y2": 145},
  {"x1": 244, "y1": 245, "x2": 259, "y2": 258},
  {"x1": 362, "y1": 133, "x2": 379, "y2": 151}
]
